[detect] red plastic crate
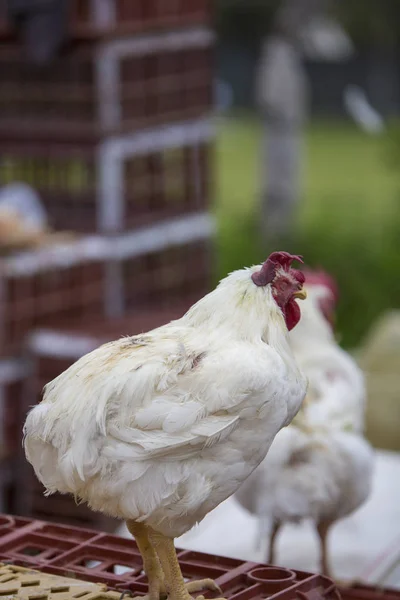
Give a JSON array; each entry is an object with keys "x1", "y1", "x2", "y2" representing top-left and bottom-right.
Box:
[
  {"x1": 0, "y1": 0, "x2": 6, "y2": 39},
  {"x1": 0, "y1": 369, "x2": 22, "y2": 512},
  {"x1": 0, "y1": 359, "x2": 25, "y2": 458},
  {"x1": 70, "y1": 0, "x2": 212, "y2": 38},
  {"x1": 0, "y1": 515, "x2": 341, "y2": 599},
  {"x1": 0, "y1": 515, "x2": 33, "y2": 539},
  {"x1": 0, "y1": 124, "x2": 213, "y2": 233},
  {"x1": 0, "y1": 458, "x2": 14, "y2": 516},
  {"x1": 122, "y1": 237, "x2": 212, "y2": 311},
  {"x1": 0, "y1": 29, "x2": 213, "y2": 139},
  {"x1": 0, "y1": 240, "x2": 105, "y2": 356},
  {"x1": 1, "y1": 0, "x2": 211, "y2": 40}
]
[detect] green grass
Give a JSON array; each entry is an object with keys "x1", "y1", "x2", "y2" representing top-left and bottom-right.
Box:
[{"x1": 215, "y1": 114, "x2": 400, "y2": 348}]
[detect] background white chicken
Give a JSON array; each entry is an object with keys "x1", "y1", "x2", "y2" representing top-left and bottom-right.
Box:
[
  {"x1": 24, "y1": 251, "x2": 307, "y2": 600},
  {"x1": 0, "y1": 183, "x2": 47, "y2": 251},
  {"x1": 0, "y1": 182, "x2": 74, "y2": 252},
  {"x1": 290, "y1": 270, "x2": 366, "y2": 433},
  {"x1": 235, "y1": 270, "x2": 374, "y2": 581}
]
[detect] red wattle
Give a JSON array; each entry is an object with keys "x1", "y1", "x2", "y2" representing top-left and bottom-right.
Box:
[{"x1": 284, "y1": 299, "x2": 301, "y2": 331}]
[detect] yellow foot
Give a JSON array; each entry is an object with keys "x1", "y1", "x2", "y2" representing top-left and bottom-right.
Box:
[
  {"x1": 128, "y1": 579, "x2": 167, "y2": 600},
  {"x1": 185, "y1": 579, "x2": 222, "y2": 595},
  {"x1": 129, "y1": 594, "x2": 167, "y2": 600},
  {"x1": 134, "y1": 581, "x2": 222, "y2": 600},
  {"x1": 129, "y1": 597, "x2": 156, "y2": 600}
]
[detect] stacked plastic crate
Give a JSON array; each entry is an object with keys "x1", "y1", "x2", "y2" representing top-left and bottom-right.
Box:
[
  {"x1": 0, "y1": 0, "x2": 215, "y2": 305},
  {"x1": 0, "y1": 0, "x2": 214, "y2": 528}
]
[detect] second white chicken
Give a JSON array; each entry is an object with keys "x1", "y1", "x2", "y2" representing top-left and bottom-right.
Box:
[{"x1": 235, "y1": 270, "x2": 374, "y2": 580}]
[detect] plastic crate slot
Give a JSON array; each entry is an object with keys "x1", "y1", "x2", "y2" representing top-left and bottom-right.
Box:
[
  {"x1": 106, "y1": 565, "x2": 133, "y2": 576},
  {"x1": 50, "y1": 586, "x2": 70, "y2": 593},
  {"x1": 247, "y1": 568, "x2": 296, "y2": 584},
  {"x1": 21, "y1": 580, "x2": 41, "y2": 586},
  {"x1": 38, "y1": 526, "x2": 95, "y2": 543},
  {"x1": 180, "y1": 564, "x2": 226, "y2": 580},
  {"x1": 21, "y1": 547, "x2": 43, "y2": 557},
  {"x1": 81, "y1": 560, "x2": 102, "y2": 569},
  {"x1": 73, "y1": 593, "x2": 90, "y2": 598}
]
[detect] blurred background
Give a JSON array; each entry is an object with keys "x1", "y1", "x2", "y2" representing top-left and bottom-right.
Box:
[{"x1": 0, "y1": 0, "x2": 399, "y2": 590}]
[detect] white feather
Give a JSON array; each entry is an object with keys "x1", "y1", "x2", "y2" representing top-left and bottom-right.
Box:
[{"x1": 24, "y1": 263, "x2": 307, "y2": 538}]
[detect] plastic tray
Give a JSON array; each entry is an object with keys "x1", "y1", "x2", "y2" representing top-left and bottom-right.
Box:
[
  {"x1": 0, "y1": 515, "x2": 341, "y2": 599},
  {"x1": 0, "y1": 561, "x2": 121, "y2": 600},
  {"x1": 0, "y1": 31, "x2": 212, "y2": 140}
]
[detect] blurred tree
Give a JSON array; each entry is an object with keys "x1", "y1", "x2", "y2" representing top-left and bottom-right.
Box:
[
  {"x1": 216, "y1": 0, "x2": 400, "y2": 47},
  {"x1": 333, "y1": 0, "x2": 400, "y2": 48},
  {"x1": 216, "y1": 0, "x2": 277, "y2": 42},
  {"x1": 335, "y1": 1, "x2": 400, "y2": 116}
]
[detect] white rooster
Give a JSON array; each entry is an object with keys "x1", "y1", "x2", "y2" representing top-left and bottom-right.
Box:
[
  {"x1": 235, "y1": 270, "x2": 374, "y2": 580},
  {"x1": 24, "y1": 251, "x2": 308, "y2": 600}
]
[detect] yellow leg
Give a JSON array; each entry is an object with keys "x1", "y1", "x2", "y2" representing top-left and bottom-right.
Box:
[
  {"x1": 317, "y1": 521, "x2": 333, "y2": 579},
  {"x1": 127, "y1": 521, "x2": 167, "y2": 600},
  {"x1": 267, "y1": 521, "x2": 281, "y2": 565},
  {"x1": 148, "y1": 529, "x2": 224, "y2": 600}
]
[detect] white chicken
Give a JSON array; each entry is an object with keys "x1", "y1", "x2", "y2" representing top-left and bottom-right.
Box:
[
  {"x1": 0, "y1": 183, "x2": 75, "y2": 252},
  {"x1": 24, "y1": 251, "x2": 308, "y2": 600},
  {"x1": 289, "y1": 270, "x2": 366, "y2": 433},
  {"x1": 235, "y1": 270, "x2": 374, "y2": 580}
]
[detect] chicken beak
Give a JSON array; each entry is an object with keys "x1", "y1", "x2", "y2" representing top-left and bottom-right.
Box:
[{"x1": 293, "y1": 288, "x2": 307, "y2": 300}]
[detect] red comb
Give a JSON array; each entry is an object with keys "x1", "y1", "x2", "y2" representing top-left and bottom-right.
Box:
[
  {"x1": 268, "y1": 251, "x2": 304, "y2": 268},
  {"x1": 252, "y1": 251, "x2": 304, "y2": 287},
  {"x1": 303, "y1": 269, "x2": 339, "y2": 302}
]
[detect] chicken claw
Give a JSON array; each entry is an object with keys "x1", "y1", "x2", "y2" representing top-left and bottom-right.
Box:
[
  {"x1": 130, "y1": 582, "x2": 222, "y2": 600},
  {"x1": 185, "y1": 579, "x2": 222, "y2": 594}
]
